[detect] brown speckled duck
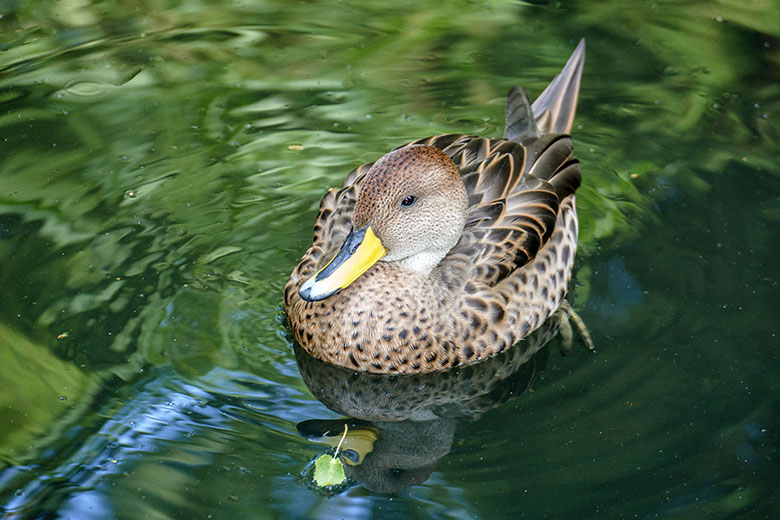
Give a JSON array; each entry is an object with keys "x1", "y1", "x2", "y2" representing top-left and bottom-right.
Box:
[{"x1": 285, "y1": 39, "x2": 585, "y2": 373}]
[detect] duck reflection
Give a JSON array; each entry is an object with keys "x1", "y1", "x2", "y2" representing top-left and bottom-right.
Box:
[{"x1": 295, "y1": 310, "x2": 578, "y2": 493}]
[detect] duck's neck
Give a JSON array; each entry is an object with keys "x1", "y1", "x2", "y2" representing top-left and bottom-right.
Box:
[{"x1": 383, "y1": 250, "x2": 445, "y2": 276}]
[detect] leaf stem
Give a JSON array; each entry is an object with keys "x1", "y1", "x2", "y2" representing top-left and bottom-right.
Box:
[{"x1": 334, "y1": 424, "x2": 348, "y2": 457}]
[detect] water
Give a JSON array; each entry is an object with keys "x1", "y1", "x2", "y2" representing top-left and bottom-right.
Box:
[{"x1": 1, "y1": 1, "x2": 778, "y2": 518}]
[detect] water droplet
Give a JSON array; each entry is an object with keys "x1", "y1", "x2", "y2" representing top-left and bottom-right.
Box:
[{"x1": 63, "y1": 80, "x2": 107, "y2": 97}]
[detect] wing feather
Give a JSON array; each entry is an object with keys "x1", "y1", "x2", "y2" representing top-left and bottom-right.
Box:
[{"x1": 420, "y1": 134, "x2": 579, "y2": 288}]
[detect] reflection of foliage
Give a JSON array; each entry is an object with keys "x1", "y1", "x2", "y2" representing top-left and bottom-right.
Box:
[{"x1": 0, "y1": 324, "x2": 90, "y2": 464}]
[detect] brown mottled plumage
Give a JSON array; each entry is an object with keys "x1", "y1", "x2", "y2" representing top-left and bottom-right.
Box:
[{"x1": 285, "y1": 39, "x2": 586, "y2": 373}]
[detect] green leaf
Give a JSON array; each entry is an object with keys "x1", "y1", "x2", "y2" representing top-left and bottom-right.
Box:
[{"x1": 312, "y1": 454, "x2": 346, "y2": 487}]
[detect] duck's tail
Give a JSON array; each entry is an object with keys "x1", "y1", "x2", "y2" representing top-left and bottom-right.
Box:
[{"x1": 504, "y1": 38, "x2": 585, "y2": 141}]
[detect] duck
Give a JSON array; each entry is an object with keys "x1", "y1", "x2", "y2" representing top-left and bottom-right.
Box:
[{"x1": 284, "y1": 39, "x2": 586, "y2": 374}]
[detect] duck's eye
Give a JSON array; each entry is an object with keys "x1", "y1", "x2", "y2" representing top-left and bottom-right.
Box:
[{"x1": 400, "y1": 195, "x2": 416, "y2": 207}]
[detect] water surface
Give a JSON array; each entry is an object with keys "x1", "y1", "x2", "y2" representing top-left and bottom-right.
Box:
[{"x1": 1, "y1": 1, "x2": 778, "y2": 518}]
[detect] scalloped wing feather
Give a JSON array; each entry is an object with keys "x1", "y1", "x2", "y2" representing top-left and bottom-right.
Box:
[{"x1": 411, "y1": 134, "x2": 579, "y2": 288}]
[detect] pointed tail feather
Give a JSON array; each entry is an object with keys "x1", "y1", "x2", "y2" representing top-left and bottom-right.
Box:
[
  {"x1": 504, "y1": 87, "x2": 540, "y2": 143},
  {"x1": 531, "y1": 38, "x2": 585, "y2": 136}
]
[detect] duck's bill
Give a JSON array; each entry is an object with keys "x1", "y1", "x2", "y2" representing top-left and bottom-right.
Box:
[
  {"x1": 297, "y1": 419, "x2": 378, "y2": 466},
  {"x1": 299, "y1": 226, "x2": 386, "y2": 302}
]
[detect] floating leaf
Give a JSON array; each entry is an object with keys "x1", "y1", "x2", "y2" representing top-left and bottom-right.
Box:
[
  {"x1": 312, "y1": 454, "x2": 346, "y2": 487},
  {"x1": 309, "y1": 424, "x2": 350, "y2": 489}
]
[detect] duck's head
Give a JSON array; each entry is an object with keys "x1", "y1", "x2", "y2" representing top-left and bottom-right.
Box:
[{"x1": 300, "y1": 145, "x2": 467, "y2": 302}]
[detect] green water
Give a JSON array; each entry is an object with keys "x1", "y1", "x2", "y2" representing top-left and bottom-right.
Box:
[{"x1": 1, "y1": 1, "x2": 778, "y2": 518}]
